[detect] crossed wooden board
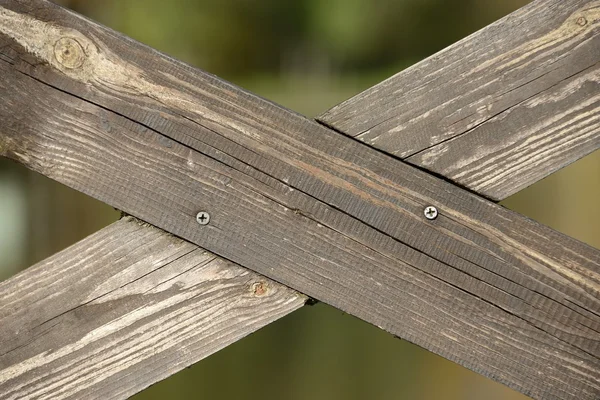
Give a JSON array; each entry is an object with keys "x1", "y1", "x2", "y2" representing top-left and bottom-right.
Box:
[{"x1": 0, "y1": 0, "x2": 598, "y2": 399}]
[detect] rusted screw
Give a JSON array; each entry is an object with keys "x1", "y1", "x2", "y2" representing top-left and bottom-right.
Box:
[
  {"x1": 576, "y1": 16, "x2": 587, "y2": 27},
  {"x1": 196, "y1": 211, "x2": 210, "y2": 225},
  {"x1": 424, "y1": 206, "x2": 438, "y2": 220}
]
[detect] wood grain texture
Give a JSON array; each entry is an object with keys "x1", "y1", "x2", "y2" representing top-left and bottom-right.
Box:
[
  {"x1": 0, "y1": 2, "x2": 599, "y2": 399},
  {"x1": 0, "y1": 217, "x2": 306, "y2": 400},
  {"x1": 318, "y1": 0, "x2": 600, "y2": 201}
]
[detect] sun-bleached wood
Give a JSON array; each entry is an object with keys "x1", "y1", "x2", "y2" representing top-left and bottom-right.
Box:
[
  {"x1": 0, "y1": 2, "x2": 599, "y2": 399},
  {"x1": 318, "y1": 0, "x2": 600, "y2": 201},
  {"x1": 0, "y1": 217, "x2": 306, "y2": 400}
]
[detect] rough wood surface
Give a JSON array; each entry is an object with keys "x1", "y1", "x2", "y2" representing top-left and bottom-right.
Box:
[
  {"x1": 318, "y1": 0, "x2": 600, "y2": 201},
  {"x1": 0, "y1": 217, "x2": 306, "y2": 400},
  {"x1": 0, "y1": 2, "x2": 599, "y2": 399}
]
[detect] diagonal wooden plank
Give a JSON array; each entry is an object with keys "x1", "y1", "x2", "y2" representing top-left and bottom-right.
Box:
[
  {"x1": 318, "y1": 0, "x2": 600, "y2": 201},
  {"x1": 0, "y1": 217, "x2": 306, "y2": 400},
  {"x1": 406, "y1": 65, "x2": 600, "y2": 200},
  {"x1": 0, "y1": 5, "x2": 598, "y2": 400},
  {"x1": 2, "y1": 4, "x2": 592, "y2": 398}
]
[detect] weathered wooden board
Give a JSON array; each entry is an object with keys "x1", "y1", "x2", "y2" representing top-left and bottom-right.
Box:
[
  {"x1": 0, "y1": 2, "x2": 599, "y2": 399},
  {"x1": 318, "y1": 0, "x2": 600, "y2": 201},
  {"x1": 0, "y1": 217, "x2": 306, "y2": 400}
]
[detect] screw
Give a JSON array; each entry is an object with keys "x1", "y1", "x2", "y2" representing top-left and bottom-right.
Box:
[
  {"x1": 196, "y1": 211, "x2": 210, "y2": 225},
  {"x1": 424, "y1": 206, "x2": 438, "y2": 220}
]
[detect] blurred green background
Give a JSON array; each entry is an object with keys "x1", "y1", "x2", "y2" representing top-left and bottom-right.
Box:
[{"x1": 1, "y1": 0, "x2": 598, "y2": 399}]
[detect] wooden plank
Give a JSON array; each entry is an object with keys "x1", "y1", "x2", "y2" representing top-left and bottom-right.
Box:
[
  {"x1": 317, "y1": 0, "x2": 600, "y2": 201},
  {"x1": 0, "y1": 2, "x2": 599, "y2": 399},
  {"x1": 407, "y1": 64, "x2": 600, "y2": 200},
  {"x1": 0, "y1": 217, "x2": 306, "y2": 400}
]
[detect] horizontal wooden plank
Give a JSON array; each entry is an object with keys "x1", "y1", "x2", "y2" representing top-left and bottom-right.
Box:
[
  {"x1": 318, "y1": 0, "x2": 600, "y2": 200},
  {"x1": 0, "y1": 2, "x2": 599, "y2": 399},
  {"x1": 0, "y1": 217, "x2": 306, "y2": 400}
]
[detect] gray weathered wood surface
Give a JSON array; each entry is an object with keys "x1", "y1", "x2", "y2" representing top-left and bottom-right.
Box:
[
  {"x1": 1, "y1": 2, "x2": 599, "y2": 399},
  {"x1": 318, "y1": 0, "x2": 600, "y2": 201},
  {"x1": 0, "y1": 217, "x2": 306, "y2": 400}
]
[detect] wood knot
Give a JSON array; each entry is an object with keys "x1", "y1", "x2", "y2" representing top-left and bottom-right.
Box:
[
  {"x1": 251, "y1": 281, "x2": 269, "y2": 297},
  {"x1": 54, "y1": 37, "x2": 86, "y2": 69},
  {"x1": 576, "y1": 16, "x2": 588, "y2": 27}
]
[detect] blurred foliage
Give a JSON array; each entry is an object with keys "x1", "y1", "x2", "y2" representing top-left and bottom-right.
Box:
[
  {"x1": 60, "y1": 0, "x2": 527, "y2": 81},
  {"x1": 55, "y1": 0, "x2": 533, "y2": 117},
  {"x1": 2, "y1": 0, "x2": 598, "y2": 399}
]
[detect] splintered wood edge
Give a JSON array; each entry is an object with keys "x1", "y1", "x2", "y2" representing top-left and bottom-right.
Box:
[{"x1": 0, "y1": 217, "x2": 307, "y2": 400}]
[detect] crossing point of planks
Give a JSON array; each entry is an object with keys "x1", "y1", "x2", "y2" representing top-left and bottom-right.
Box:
[{"x1": 0, "y1": 0, "x2": 599, "y2": 399}]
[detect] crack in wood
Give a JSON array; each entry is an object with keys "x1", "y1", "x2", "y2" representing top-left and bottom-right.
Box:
[
  {"x1": 0, "y1": 218, "x2": 306, "y2": 400},
  {"x1": 0, "y1": 1, "x2": 599, "y2": 400},
  {"x1": 318, "y1": 0, "x2": 600, "y2": 200}
]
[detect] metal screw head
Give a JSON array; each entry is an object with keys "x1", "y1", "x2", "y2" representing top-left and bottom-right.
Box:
[
  {"x1": 424, "y1": 206, "x2": 438, "y2": 220},
  {"x1": 196, "y1": 211, "x2": 210, "y2": 225}
]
